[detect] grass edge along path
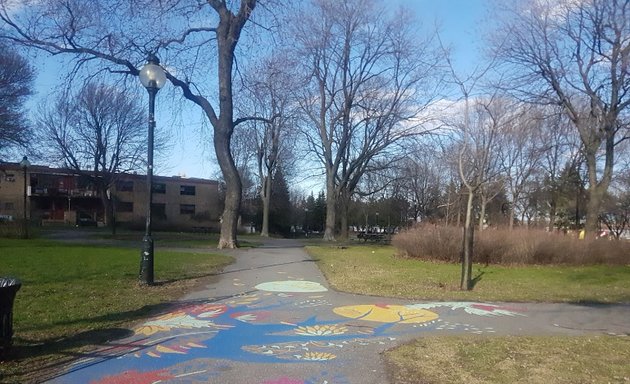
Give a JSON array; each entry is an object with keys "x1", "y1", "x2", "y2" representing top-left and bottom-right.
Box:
[
  {"x1": 307, "y1": 244, "x2": 630, "y2": 383},
  {"x1": 0, "y1": 238, "x2": 233, "y2": 384},
  {"x1": 306, "y1": 245, "x2": 630, "y2": 303},
  {"x1": 385, "y1": 335, "x2": 630, "y2": 384}
]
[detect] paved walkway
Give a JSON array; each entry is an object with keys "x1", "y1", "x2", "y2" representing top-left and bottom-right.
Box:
[{"x1": 47, "y1": 238, "x2": 630, "y2": 384}]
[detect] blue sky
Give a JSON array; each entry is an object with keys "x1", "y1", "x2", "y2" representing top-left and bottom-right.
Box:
[
  {"x1": 26, "y1": 0, "x2": 489, "y2": 183},
  {"x1": 404, "y1": 0, "x2": 487, "y2": 70}
]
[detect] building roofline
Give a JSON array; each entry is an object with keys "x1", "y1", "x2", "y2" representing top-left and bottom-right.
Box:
[
  {"x1": 120, "y1": 172, "x2": 219, "y2": 185},
  {"x1": 0, "y1": 162, "x2": 218, "y2": 185}
]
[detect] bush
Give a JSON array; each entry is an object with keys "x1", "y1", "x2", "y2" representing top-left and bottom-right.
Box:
[
  {"x1": 392, "y1": 225, "x2": 630, "y2": 266},
  {"x1": 392, "y1": 225, "x2": 461, "y2": 262},
  {"x1": 0, "y1": 220, "x2": 36, "y2": 239}
]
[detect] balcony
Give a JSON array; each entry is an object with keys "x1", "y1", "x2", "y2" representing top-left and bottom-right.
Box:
[{"x1": 30, "y1": 188, "x2": 99, "y2": 198}]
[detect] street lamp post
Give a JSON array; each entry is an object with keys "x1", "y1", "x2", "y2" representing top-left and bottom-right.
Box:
[
  {"x1": 19, "y1": 156, "x2": 30, "y2": 239},
  {"x1": 138, "y1": 53, "x2": 166, "y2": 285}
]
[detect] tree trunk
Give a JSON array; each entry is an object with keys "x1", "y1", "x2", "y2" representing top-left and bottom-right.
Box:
[
  {"x1": 213, "y1": 9, "x2": 246, "y2": 249},
  {"x1": 339, "y1": 196, "x2": 349, "y2": 240},
  {"x1": 478, "y1": 195, "x2": 486, "y2": 232},
  {"x1": 461, "y1": 190, "x2": 475, "y2": 291},
  {"x1": 508, "y1": 204, "x2": 515, "y2": 230},
  {"x1": 340, "y1": 214, "x2": 349, "y2": 240},
  {"x1": 581, "y1": 124, "x2": 614, "y2": 239},
  {"x1": 456, "y1": 194, "x2": 462, "y2": 227},
  {"x1": 323, "y1": 175, "x2": 336, "y2": 241},
  {"x1": 99, "y1": 184, "x2": 115, "y2": 234},
  {"x1": 215, "y1": 123, "x2": 241, "y2": 248},
  {"x1": 445, "y1": 191, "x2": 451, "y2": 227},
  {"x1": 260, "y1": 175, "x2": 270, "y2": 237},
  {"x1": 100, "y1": 192, "x2": 110, "y2": 225},
  {"x1": 548, "y1": 201, "x2": 557, "y2": 232},
  {"x1": 584, "y1": 185, "x2": 605, "y2": 239},
  {"x1": 109, "y1": 196, "x2": 116, "y2": 235}
]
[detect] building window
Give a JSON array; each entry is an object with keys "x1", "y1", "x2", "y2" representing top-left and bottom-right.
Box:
[
  {"x1": 180, "y1": 185, "x2": 195, "y2": 196},
  {"x1": 118, "y1": 202, "x2": 133, "y2": 212},
  {"x1": 180, "y1": 204, "x2": 195, "y2": 215},
  {"x1": 4, "y1": 174, "x2": 15, "y2": 182},
  {"x1": 153, "y1": 183, "x2": 166, "y2": 194},
  {"x1": 152, "y1": 203, "x2": 166, "y2": 220},
  {"x1": 5, "y1": 202, "x2": 15, "y2": 210},
  {"x1": 116, "y1": 180, "x2": 134, "y2": 192}
]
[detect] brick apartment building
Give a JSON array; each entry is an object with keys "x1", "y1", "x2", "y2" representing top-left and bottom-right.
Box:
[{"x1": 0, "y1": 161, "x2": 221, "y2": 230}]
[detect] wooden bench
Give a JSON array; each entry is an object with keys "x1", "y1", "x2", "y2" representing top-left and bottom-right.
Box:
[{"x1": 357, "y1": 231, "x2": 387, "y2": 242}]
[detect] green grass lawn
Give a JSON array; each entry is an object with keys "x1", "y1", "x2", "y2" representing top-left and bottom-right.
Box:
[
  {"x1": 307, "y1": 245, "x2": 630, "y2": 302},
  {"x1": 386, "y1": 335, "x2": 630, "y2": 384},
  {"x1": 2, "y1": 239, "x2": 628, "y2": 383},
  {"x1": 90, "y1": 229, "x2": 261, "y2": 248},
  {"x1": 307, "y1": 244, "x2": 630, "y2": 383},
  {"x1": 0, "y1": 238, "x2": 233, "y2": 383}
]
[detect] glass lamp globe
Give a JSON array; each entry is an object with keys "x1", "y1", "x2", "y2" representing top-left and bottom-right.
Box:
[{"x1": 139, "y1": 56, "x2": 166, "y2": 90}]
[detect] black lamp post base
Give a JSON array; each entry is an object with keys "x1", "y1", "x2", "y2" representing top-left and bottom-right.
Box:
[{"x1": 139, "y1": 235, "x2": 154, "y2": 285}]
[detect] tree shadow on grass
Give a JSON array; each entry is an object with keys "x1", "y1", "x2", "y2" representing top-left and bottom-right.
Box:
[
  {"x1": 3, "y1": 300, "x2": 195, "y2": 383},
  {"x1": 3, "y1": 327, "x2": 136, "y2": 384},
  {"x1": 3, "y1": 305, "x2": 168, "y2": 384},
  {"x1": 470, "y1": 268, "x2": 486, "y2": 290},
  {"x1": 2, "y1": 291, "x2": 258, "y2": 383}
]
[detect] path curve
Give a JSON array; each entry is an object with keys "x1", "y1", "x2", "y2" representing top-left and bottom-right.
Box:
[{"x1": 46, "y1": 238, "x2": 630, "y2": 384}]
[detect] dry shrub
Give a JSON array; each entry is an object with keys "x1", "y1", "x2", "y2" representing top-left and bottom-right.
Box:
[
  {"x1": 0, "y1": 221, "x2": 29, "y2": 238},
  {"x1": 393, "y1": 225, "x2": 461, "y2": 262},
  {"x1": 392, "y1": 225, "x2": 630, "y2": 266}
]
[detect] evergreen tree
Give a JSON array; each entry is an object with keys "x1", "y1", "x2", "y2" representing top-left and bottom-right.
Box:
[
  {"x1": 313, "y1": 191, "x2": 327, "y2": 232},
  {"x1": 269, "y1": 168, "x2": 292, "y2": 236}
]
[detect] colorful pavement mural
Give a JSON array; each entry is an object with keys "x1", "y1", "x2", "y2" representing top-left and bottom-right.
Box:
[{"x1": 49, "y1": 280, "x2": 525, "y2": 384}]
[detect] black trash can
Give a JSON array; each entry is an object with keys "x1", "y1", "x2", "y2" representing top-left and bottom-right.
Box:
[{"x1": 0, "y1": 277, "x2": 21, "y2": 359}]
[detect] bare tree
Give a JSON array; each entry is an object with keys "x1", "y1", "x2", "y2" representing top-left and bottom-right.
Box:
[
  {"x1": 428, "y1": 142, "x2": 465, "y2": 227},
  {"x1": 236, "y1": 53, "x2": 297, "y2": 237},
  {"x1": 600, "y1": 192, "x2": 630, "y2": 239},
  {"x1": 293, "y1": 0, "x2": 443, "y2": 241},
  {"x1": 0, "y1": 42, "x2": 34, "y2": 158},
  {"x1": 498, "y1": 104, "x2": 545, "y2": 229},
  {"x1": 455, "y1": 96, "x2": 506, "y2": 290},
  {"x1": 477, "y1": 179, "x2": 504, "y2": 231},
  {"x1": 36, "y1": 82, "x2": 147, "y2": 232},
  {"x1": 440, "y1": 41, "x2": 505, "y2": 289},
  {"x1": 531, "y1": 109, "x2": 583, "y2": 231},
  {"x1": 0, "y1": 0, "x2": 259, "y2": 248},
  {"x1": 394, "y1": 149, "x2": 443, "y2": 223},
  {"x1": 493, "y1": 0, "x2": 630, "y2": 237},
  {"x1": 601, "y1": 142, "x2": 630, "y2": 238}
]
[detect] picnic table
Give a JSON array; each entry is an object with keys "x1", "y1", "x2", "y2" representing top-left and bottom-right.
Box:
[{"x1": 357, "y1": 231, "x2": 388, "y2": 242}]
